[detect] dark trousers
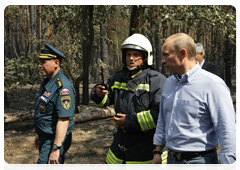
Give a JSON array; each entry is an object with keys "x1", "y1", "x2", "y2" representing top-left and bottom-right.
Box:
[{"x1": 37, "y1": 132, "x2": 72, "y2": 164}]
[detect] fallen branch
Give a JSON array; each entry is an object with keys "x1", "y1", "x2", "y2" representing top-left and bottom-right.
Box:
[
  {"x1": 74, "y1": 107, "x2": 116, "y2": 123},
  {"x1": 4, "y1": 107, "x2": 116, "y2": 124},
  {"x1": 4, "y1": 111, "x2": 34, "y2": 123}
]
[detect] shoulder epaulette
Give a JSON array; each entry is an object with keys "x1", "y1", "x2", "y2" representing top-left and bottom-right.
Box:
[{"x1": 56, "y1": 78, "x2": 63, "y2": 89}]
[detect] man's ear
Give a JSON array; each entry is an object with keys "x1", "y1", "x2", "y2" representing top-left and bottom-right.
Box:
[
  {"x1": 178, "y1": 48, "x2": 187, "y2": 61},
  {"x1": 180, "y1": 48, "x2": 187, "y2": 58},
  {"x1": 54, "y1": 59, "x2": 60, "y2": 67}
]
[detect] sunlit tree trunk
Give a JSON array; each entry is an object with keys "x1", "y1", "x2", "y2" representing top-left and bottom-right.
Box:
[{"x1": 100, "y1": 17, "x2": 109, "y2": 80}]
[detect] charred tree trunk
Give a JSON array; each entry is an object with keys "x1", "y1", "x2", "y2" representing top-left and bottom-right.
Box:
[
  {"x1": 41, "y1": 6, "x2": 46, "y2": 40},
  {"x1": 155, "y1": 25, "x2": 160, "y2": 72},
  {"x1": 4, "y1": 17, "x2": 10, "y2": 108},
  {"x1": 96, "y1": 35, "x2": 101, "y2": 80},
  {"x1": 154, "y1": 7, "x2": 160, "y2": 72},
  {"x1": 16, "y1": 16, "x2": 20, "y2": 56},
  {"x1": 29, "y1": 5, "x2": 37, "y2": 52},
  {"x1": 224, "y1": 35, "x2": 232, "y2": 88},
  {"x1": 81, "y1": 6, "x2": 89, "y2": 105},
  {"x1": 74, "y1": 5, "x2": 94, "y2": 113},
  {"x1": 36, "y1": 5, "x2": 40, "y2": 51},
  {"x1": 129, "y1": 5, "x2": 145, "y2": 36},
  {"x1": 91, "y1": 36, "x2": 96, "y2": 81},
  {"x1": 24, "y1": 6, "x2": 29, "y2": 56}
]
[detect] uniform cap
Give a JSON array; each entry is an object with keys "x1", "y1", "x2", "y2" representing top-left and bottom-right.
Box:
[{"x1": 39, "y1": 42, "x2": 66, "y2": 60}]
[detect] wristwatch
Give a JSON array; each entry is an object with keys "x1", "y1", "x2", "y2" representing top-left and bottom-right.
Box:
[
  {"x1": 53, "y1": 144, "x2": 61, "y2": 150},
  {"x1": 153, "y1": 149, "x2": 162, "y2": 155}
]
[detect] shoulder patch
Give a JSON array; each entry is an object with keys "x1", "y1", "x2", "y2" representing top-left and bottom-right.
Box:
[
  {"x1": 56, "y1": 78, "x2": 63, "y2": 89},
  {"x1": 60, "y1": 88, "x2": 71, "y2": 95},
  {"x1": 43, "y1": 91, "x2": 51, "y2": 98},
  {"x1": 61, "y1": 96, "x2": 71, "y2": 110}
]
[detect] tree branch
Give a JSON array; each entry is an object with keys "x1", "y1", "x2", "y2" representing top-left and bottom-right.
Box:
[{"x1": 6, "y1": 36, "x2": 20, "y2": 59}]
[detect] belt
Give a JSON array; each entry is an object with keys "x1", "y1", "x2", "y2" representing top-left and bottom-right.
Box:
[{"x1": 169, "y1": 149, "x2": 216, "y2": 161}]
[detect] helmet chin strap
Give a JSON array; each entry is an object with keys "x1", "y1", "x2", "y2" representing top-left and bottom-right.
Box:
[{"x1": 126, "y1": 58, "x2": 147, "y2": 71}]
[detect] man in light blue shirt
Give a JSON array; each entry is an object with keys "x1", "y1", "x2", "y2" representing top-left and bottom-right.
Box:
[{"x1": 152, "y1": 33, "x2": 236, "y2": 164}]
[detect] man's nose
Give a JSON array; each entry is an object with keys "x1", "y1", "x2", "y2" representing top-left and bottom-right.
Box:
[
  {"x1": 161, "y1": 58, "x2": 165, "y2": 64},
  {"x1": 129, "y1": 55, "x2": 134, "y2": 60}
]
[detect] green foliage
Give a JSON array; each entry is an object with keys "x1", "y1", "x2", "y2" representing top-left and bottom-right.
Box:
[
  {"x1": 4, "y1": 5, "x2": 236, "y2": 104},
  {"x1": 4, "y1": 52, "x2": 42, "y2": 101},
  {"x1": 139, "y1": 5, "x2": 235, "y2": 45},
  {"x1": 40, "y1": 6, "x2": 84, "y2": 82}
]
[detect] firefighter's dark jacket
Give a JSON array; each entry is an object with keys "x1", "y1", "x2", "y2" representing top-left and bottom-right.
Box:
[{"x1": 91, "y1": 67, "x2": 166, "y2": 164}]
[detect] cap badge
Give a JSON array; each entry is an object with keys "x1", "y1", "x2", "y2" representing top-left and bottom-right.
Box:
[{"x1": 41, "y1": 43, "x2": 45, "y2": 50}]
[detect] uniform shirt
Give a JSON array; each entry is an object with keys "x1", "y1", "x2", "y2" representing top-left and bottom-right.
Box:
[
  {"x1": 34, "y1": 69, "x2": 75, "y2": 136},
  {"x1": 153, "y1": 63, "x2": 236, "y2": 164}
]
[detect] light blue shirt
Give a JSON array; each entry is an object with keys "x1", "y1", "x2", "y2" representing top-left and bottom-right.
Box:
[{"x1": 154, "y1": 63, "x2": 236, "y2": 164}]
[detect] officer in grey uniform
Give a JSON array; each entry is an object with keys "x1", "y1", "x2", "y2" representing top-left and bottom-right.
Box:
[{"x1": 34, "y1": 42, "x2": 75, "y2": 164}]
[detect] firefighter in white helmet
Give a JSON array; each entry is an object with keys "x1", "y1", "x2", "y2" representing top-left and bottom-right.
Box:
[{"x1": 91, "y1": 33, "x2": 167, "y2": 164}]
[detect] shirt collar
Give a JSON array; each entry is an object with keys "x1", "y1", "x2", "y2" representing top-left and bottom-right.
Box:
[{"x1": 174, "y1": 63, "x2": 201, "y2": 84}]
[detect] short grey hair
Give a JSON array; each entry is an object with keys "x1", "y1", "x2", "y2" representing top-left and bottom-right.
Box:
[{"x1": 195, "y1": 43, "x2": 205, "y2": 57}]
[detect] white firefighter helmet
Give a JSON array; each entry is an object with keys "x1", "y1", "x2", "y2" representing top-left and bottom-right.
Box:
[{"x1": 121, "y1": 33, "x2": 153, "y2": 66}]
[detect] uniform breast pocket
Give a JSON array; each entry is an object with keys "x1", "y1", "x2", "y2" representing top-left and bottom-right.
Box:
[
  {"x1": 45, "y1": 101, "x2": 55, "y2": 114},
  {"x1": 178, "y1": 100, "x2": 199, "y2": 124}
]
